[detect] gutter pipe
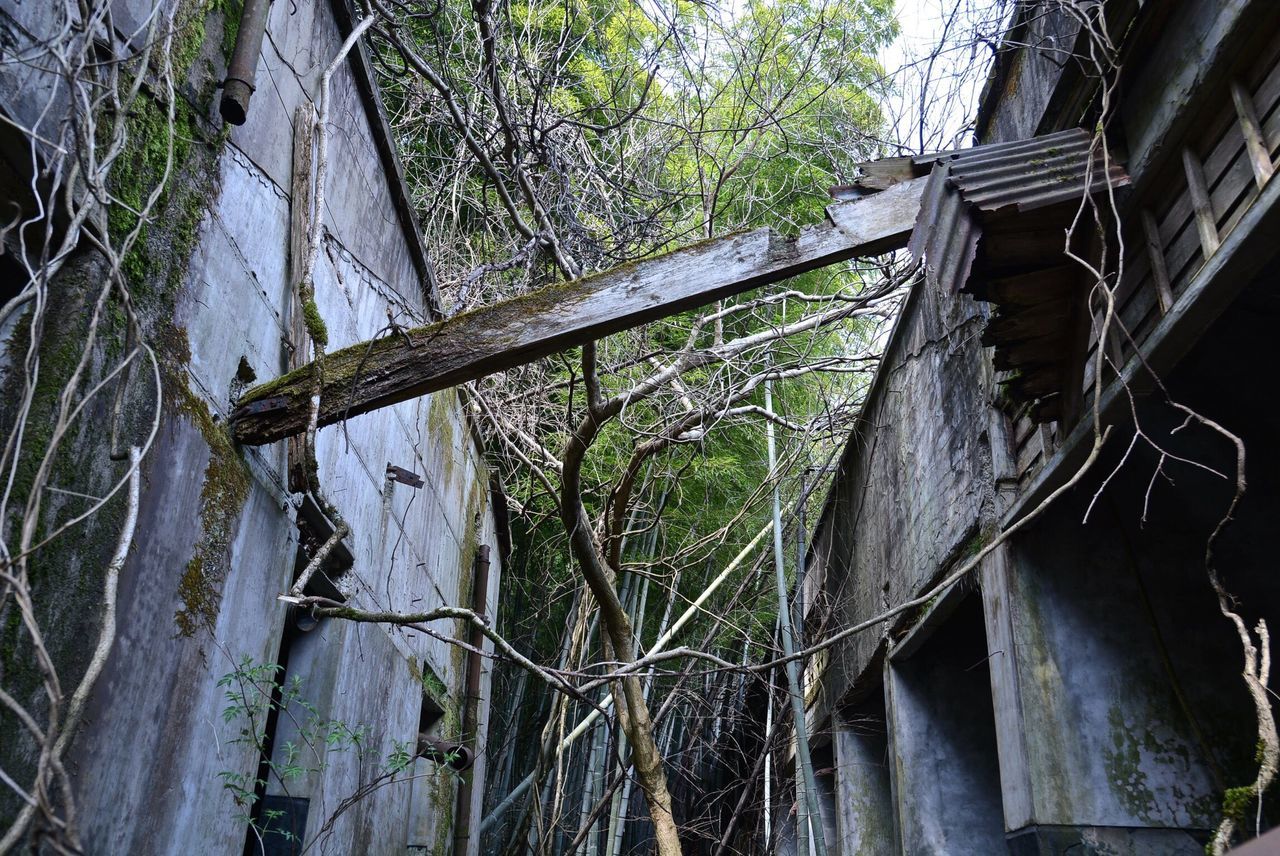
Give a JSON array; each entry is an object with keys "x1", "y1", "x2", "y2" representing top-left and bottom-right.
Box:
[
  {"x1": 453, "y1": 544, "x2": 491, "y2": 856},
  {"x1": 220, "y1": 0, "x2": 271, "y2": 124}
]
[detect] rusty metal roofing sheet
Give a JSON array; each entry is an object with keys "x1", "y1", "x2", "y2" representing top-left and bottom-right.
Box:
[
  {"x1": 908, "y1": 163, "x2": 981, "y2": 297},
  {"x1": 909, "y1": 128, "x2": 1130, "y2": 295},
  {"x1": 905, "y1": 128, "x2": 1131, "y2": 423},
  {"x1": 944, "y1": 127, "x2": 1129, "y2": 214}
]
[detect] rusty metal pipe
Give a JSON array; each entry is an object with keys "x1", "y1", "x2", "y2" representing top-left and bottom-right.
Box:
[
  {"x1": 417, "y1": 735, "x2": 475, "y2": 773},
  {"x1": 454, "y1": 544, "x2": 490, "y2": 855},
  {"x1": 220, "y1": 0, "x2": 271, "y2": 125}
]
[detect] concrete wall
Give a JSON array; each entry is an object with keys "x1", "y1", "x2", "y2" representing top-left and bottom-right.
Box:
[
  {"x1": 805, "y1": 0, "x2": 1280, "y2": 853},
  {"x1": 831, "y1": 699, "x2": 894, "y2": 855},
  {"x1": 886, "y1": 596, "x2": 1005, "y2": 856},
  {"x1": 807, "y1": 265, "x2": 995, "y2": 711},
  {"x1": 974, "y1": 3, "x2": 1082, "y2": 144},
  {"x1": 0, "y1": 0, "x2": 500, "y2": 853}
]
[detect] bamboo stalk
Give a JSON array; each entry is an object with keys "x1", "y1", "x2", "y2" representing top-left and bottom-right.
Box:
[{"x1": 765, "y1": 378, "x2": 827, "y2": 856}]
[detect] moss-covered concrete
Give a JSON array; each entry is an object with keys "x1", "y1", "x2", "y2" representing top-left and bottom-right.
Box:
[
  {"x1": 166, "y1": 328, "x2": 251, "y2": 638},
  {"x1": 427, "y1": 389, "x2": 458, "y2": 490},
  {"x1": 101, "y1": 36, "x2": 248, "y2": 637},
  {"x1": 0, "y1": 0, "x2": 243, "y2": 821}
]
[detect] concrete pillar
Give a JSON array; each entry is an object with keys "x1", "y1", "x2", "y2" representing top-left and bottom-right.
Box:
[
  {"x1": 979, "y1": 491, "x2": 1254, "y2": 854},
  {"x1": 831, "y1": 699, "x2": 896, "y2": 854},
  {"x1": 885, "y1": 595, "x2": 1007, "y2": 855}
]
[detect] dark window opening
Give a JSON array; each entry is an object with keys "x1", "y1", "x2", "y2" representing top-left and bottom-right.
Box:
[
  {"x1": 418, "y1": 676, "x2": 446, "y2": 739},
  {"x1": 0, "y1": 247, "x2": 28, "y2": 312},
  {"x1": 254, "y1": 795, "x2": 310, "y2": 856},
  {"x1": 244, "y1": 507, "x2": 353, "y2": 856}
]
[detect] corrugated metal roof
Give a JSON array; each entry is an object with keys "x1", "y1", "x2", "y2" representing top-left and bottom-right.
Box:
[
  {"x1": 909, "y1": 127, "x2": 1129, "y2": 294},
  {"x1": 906, "y1": 128, "x2": 1131, "y2": 423},
  {"x1": 947, "y1": 128, "x2": 1128, "y2": 213},
  {"x1": 907, "y1": 163, "x2": 981, "y2": 297}
]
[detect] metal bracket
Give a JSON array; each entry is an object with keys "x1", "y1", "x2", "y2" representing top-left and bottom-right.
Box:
[
  {"x1": 387, "y1": 464, "x2": 424, "y2": 489},
  {"x1": 232, "y1": 395, "x2": 289, "y2": 419}
]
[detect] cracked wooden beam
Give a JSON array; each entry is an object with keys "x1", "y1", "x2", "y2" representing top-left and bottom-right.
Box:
[{"x1": 230, "y1": 177, "x2": 926, "y2": 445}]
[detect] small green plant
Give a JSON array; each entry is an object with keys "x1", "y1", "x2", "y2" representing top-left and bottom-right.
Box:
[
  {"x1": 385, "y1": 740, "x2": 414, "y2": 775},
  {"x1": 216, "y1": 656, "x2": 408, "y2": 846}
]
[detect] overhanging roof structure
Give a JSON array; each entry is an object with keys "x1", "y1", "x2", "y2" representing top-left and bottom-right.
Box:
[{"x1": 907, "y1": 128, "x2": 1130, "y2": 422}]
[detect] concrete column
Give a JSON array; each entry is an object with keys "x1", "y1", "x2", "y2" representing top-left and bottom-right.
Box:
[
  {"x1": 885, "y1": 595, "x2": 1007, "y2": 855},
  {"x1": 831, "y1": 699, "x2": 896, "y2": 855},
  {"x1": 980, "y1": 493, "x2": 1249, "y2": 854}
]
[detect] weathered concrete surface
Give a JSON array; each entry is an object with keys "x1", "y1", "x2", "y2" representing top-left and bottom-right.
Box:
[
  {"x1": 809, "y1": 266, "x2": 995, "y2": 714},
  {"x1": 975, "y1": 4, "x2": 1083, "y2": 144},
  {"x1": 995, "y1": 507, "x2": 1219, "y2": 833},
  {"x1": 980, "y1": 273, "x2": 1280, "y2": 852},
  {"x1": 810, "y1": 203, "x2": 1280, "y2": 856},
  {"x1": 832, "y1": 700, "x2": 896, "y2": 855},
  {"x1": 230, "y1": 0, "x2": 424, "y2": 295},
  {"x1": 1005, "y1": 825, "x2": 1203, "y2": 856},
  {"x1": 886, "y1": 596, "x2": 1007, "y2": 856},
  {"x1": 0, "y1": 0, "x2": 502, "y2": 852},
  {"x1": 72, "y1": 419, "x2": 296, "y2": 854},
  {"x1": 804, "y1": 2, "x2": 1280, "y2": 853},
  {"x1": 1120, "y1": 0, "x2": 1270, "y2": 187}
]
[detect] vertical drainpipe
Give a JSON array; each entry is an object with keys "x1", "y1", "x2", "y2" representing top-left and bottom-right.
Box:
[
  {"x1": 454, "y1": 544, "x2": 491, "y2": 856},
  {"x1": 220, "y1": 0, "x2": 271, "y2": 125}
]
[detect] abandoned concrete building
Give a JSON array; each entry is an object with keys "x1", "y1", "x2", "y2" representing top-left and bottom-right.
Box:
[
  {"x1": 1, "y1": 0, "x2": 1279, "y2": 852},
  {"x1": 0, "y1": 0, "x2": 503, "y2": 853},
  {"x1": 796, "y1": 0, "x2": 1280, "y2": 854}
]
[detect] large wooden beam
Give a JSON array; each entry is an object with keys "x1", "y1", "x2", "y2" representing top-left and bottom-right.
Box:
[{"x1": 230, "y1": 178, "x2": 926, "y2": 445}]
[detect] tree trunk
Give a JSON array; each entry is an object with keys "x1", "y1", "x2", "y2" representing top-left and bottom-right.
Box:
[{"x1": 562, "y1": 430, "x2": 683, "y2": 854}]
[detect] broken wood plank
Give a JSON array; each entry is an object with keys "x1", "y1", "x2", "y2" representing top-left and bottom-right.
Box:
[
  {"x1": 286, "y1": 106, "x2": 315, "y2": 492},
  {"x1": 230, "y1": 178, "x2": 928, "y2": 445},
  {"x1": 977, "y1": 266, "x2": 1077, "y2": 308},
  {"x1": 981, "y1": 300, "x2": 1074, "y2": 345},
  {"x1": 825, "y1": 178, "x2": 928, "y2": 245}
]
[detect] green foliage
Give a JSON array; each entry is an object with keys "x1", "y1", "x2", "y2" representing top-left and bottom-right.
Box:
[
  {"x1": 379, "y1": 0, "x2": 897, "y2": 283},
  {"x1": 374, "y1": 0, "x2": 902, "y2": 815},
  {"x1": 215, "y1": 656, "x2": 409, "y2": 836},
  {"x1": 302, "y1": 298, "x2": 329, "y2": 349},
  {"x1": 1222, "y1": 785, "x2": 1255, "y2": 823}
]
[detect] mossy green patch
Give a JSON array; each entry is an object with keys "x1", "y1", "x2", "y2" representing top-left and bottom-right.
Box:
[
  {"x1": 105, "y1": 75, "x2": 245, "y2": 638},
  {"x1": 1222, "y1": 785, "x2": 1255, "y2": 822},
  {"x1": 0, "y1": 0, "x2": 244, "y2": 824},
  {"x1": 168, "y1": 348, "x2": 251, "y2": 637},
  {"x1": 171, "y1": 0, "x2": 243, "y2": 92},
  {"x1": 1103, "y1": 706, "x2": 1158, "y2": 823},
  {"x1": 302, "y1": 298, "x2": 329, "y2": 349},
  {"x1": 219, "y1": 0, "x2": 244, "y2": 64},
  {"x1": 421, "y1": 662, "x2": 449, "y2": 707},
  {"x1": 427, "y1": 390, "x2": 458, "y2": 488},
  {"x1": 107, "y1": 94, "x2": 205, "y2": 307}
]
